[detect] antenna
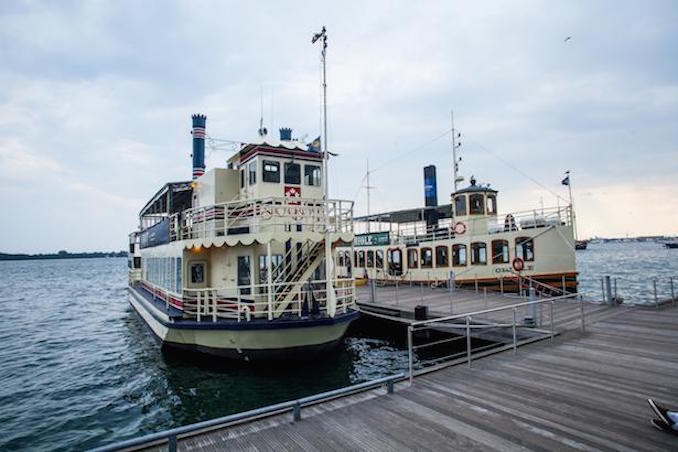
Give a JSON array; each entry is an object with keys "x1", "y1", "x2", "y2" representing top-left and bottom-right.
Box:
[
  {"x1": 258, "y1": 86, "x2": 267, "y2": 137},
  {"x1": 363, "y1": 159, "x2": 376, "y2": 232},
  {"x1": 451, "y1": 110, "x2": 463, "y2": 192}
]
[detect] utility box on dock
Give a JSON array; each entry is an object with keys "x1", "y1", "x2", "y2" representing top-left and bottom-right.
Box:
[{"x1": 414, "y1": 305, "x2": 428, "y2": 321}]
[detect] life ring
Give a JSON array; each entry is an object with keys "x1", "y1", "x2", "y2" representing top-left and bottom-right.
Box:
[
  {"x1": 512, "y1": 257, "x2": 524, "y2": 272},
  {"x1": 454, "y1": 222, "x2": 466, "y2": 235}
]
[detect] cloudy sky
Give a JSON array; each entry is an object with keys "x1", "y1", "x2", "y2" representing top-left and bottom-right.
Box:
[{"x1": 1, "y1": 1, "x2": 677, "y2": 253}]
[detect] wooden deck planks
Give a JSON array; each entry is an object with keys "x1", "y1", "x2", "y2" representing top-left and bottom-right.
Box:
[{"x1": 172, "y1": 305, "x2": 678, "y2": 451}]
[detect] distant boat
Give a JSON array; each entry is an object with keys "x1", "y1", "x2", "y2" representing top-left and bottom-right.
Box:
[
  {"x1": 665, "y1": 241, "x2": 678, "y2": 249},
  {"x1": 575, "y1": 240, "x2": 589, "y2": 250}
]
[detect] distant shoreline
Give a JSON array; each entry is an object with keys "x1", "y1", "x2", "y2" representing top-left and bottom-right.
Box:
[{"x1": 0, "y1": 251, "x2": 127, "y2": 262}]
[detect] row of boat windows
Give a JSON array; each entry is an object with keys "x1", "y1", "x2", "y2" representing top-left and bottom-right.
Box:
[
  {"x1": 144, "y1": 257, "x2": 183, "y2": 293},
  {"x1": 241, "y1": 159, "x2": 322, "y2": 188},
  {"x1": 454, "y1": 193, "x2": 497, "y2": 216},
  {"x1": 340, "y1": 238, "x2": 534, "y2": 269}
]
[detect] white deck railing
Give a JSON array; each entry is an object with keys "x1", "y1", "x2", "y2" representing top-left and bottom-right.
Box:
[{"x1": 169, "y1": 197, "x2": 353, "y2": 241}]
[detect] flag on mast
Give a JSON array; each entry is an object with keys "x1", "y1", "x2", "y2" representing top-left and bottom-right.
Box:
[
  {"x1": 561, "y1": 171, "x2": 570, "y2": 186},
  {"x1": 307, "y1": 135, "x2": 321, "y2": 153}
]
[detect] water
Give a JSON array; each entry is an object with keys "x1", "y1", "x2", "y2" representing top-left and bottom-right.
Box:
[{"x1": 0, "y1": 242, "x2": 675, "y2": 451}]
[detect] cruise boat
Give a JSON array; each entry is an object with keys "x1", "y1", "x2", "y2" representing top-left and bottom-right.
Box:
[
  {"x1": 127, "y1": 114, "x2": 357, "y2": 360},
  {"x1": 337, "y1": 129, "x2": 578, "y2": 295}
]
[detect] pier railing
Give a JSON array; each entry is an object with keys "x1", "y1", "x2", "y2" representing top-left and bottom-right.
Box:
[
  {"x1": 589, "y1": 275, "x2": 677, "y2": 308},
  {"x1": 169, "y1": 196, "x2": 354, "y2": 241},
  {"x1": 89, "y1": 373, "x2": 404, "y2": 452},
  {"x1": 406, "y1": 292, "x2": 582, "y2": 384}
]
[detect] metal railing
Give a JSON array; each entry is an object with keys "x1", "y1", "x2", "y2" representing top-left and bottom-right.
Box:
[
  {"x1": 140, "y1": 278, "x2": 357, "y2": 322},
  {"x1": 169, "y1": 196, "x2": 354, "y2": 241},
  {"x1": 594, "y1": 275, "x2": 677, "y2": 308},
  {"x1": 89, "y1": 373, "x2": 404, "y2": 452},
  {"x1": 406, "y1": 292, "x2": 582, "y2": 384}
]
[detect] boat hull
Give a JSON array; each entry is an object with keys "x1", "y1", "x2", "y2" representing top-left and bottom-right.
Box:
[{"x1": 128, "y1": 286, "x2": 358, "y2": 361}]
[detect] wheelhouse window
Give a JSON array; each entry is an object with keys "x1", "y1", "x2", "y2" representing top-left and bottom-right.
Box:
[
  {"x1": 492, "y1": 239, "x2": 509, "y2": 264},
  {"x1": 304, "y1": 164, "x2": 321, "y2": 186},
  {"x1": 248, "y1": 160, "x2": 257, "y2": 185},
  {"x1": 469, "y1": 194, "x2": 485, "y2": 215},
  {"x1": 421, "y1": 247, "x2": 433, "y2": 268},
  {"x1": 471, "y1": 242, "x2": 487, "y2": 265},
  {"x1": 452, "y1": 244, "x2": 467, "y2": 266},
  {"x1": 358, "y1": 250, "x2": 366, "y2": 267},
  {"x1": 435, "y1": 245, "x2": 449, "y2": 267},
  {"x1": 515, "y1": 237, "x2": 535, "y2": 261},
  {"x1": 263, "y1": 160, "x2": 280, "y2": 183},
  {"x1": 367, "y1": 250, "x2": 374, "y2": 268},
  {"x1": 455, "y1": 195, "x2": 467, "y2": 216},
  {"x1": 407, "y1": 248, "x2": 418, "y2": 269},
  {"x1": 376, "y1": 249, "x2": 384, "y2": 269},
  {"x1": 487, "y1": 194, "x2": 497, "y2": 215},
  {"x1": 284, "y1": 162, "x2": 301, "y2": 185}
]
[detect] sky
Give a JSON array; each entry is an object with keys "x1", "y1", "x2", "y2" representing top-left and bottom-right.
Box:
[{"x1": 1, "y1": 0, "x2": 677, "y2": 253}]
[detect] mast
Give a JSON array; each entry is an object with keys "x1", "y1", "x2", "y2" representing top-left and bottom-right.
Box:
[
  {"x1": 566, "y1": 170, "x2": 578, "y2": 240},
  {"x1": 313, "y1": 26, "x2": 335, "y2": 316},
  {"x1": 451, "y1": 110, "x2": 462, "y2": 193}
]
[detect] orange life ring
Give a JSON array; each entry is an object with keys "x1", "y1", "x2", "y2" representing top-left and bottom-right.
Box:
[
  {"x1": 454, "y1": 222, "x2": 466, "y2": 235},
  {"x1": 512, "y1": 257, "x2": 524, "y2": 272}
]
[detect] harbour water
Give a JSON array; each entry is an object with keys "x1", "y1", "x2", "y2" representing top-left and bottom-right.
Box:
[{"x1": 0, "y1": 242, "x2": 675, "y2": 451}]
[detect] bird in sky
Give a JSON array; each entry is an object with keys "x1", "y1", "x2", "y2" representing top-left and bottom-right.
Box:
[{"x1": 564, "y1": 36, "x2": 572, "y2": 42}]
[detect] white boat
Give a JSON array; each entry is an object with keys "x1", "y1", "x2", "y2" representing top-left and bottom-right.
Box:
[
  {"x1": 336, "y1": 123, "x2": 578, "y2": 295},
  {"x1": 127, "y1": 113, "x2": 358, "y2": 360}
]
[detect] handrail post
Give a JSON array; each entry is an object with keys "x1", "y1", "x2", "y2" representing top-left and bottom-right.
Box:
[
  {"x1": 580, "y1": 296, "x2": 585, "y2": 333},
  {"x1": 654, "y1": 278, "x2": 659, "y2": 309},
  {"x1": 407, "y1": 325, "x2": 414, "y2": 385},
  {"x1": 293, "y1": 401, "x2": 301, "y2": 421},
  {"x1": 386, "y1": 378, "x2": 394, "y2": 394},
  {"x1": 550, "y1": 300, "x2": 555, "y2": 343},
  {"x1": 600, "y1": 277, "x2": 605, "y2": 303},
  {"x1": 512, "y1": 307, "x2": 517, "y2": 353},
  {"x1": 671, "y1": 277, "x2": 675, "y2": 307},
  {"x1": 466, "y1": 316, "x2": 472, "y2": 368},
  {"x1": 168, "y1": 434, "x2": 177, "y2": 452}
]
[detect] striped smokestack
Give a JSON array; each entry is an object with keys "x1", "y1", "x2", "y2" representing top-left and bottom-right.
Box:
[{"x1": 191, "y1": 114, "x2": 206, "y2": 179}]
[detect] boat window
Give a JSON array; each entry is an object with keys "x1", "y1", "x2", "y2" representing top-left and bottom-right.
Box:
[
  {"x1": 455, "y1": 195, "x2": 467, "y2": 216},
  {"x1": 338, "y1": 251, "x2": 345, "y2": 267},
  {"x1": 304, "y1": 164, "x2": 321, "y2": 186},
  {"x1": 237, "y1": 256, "x2": 251, "y2": 295},
  {"x1": 367, "y1": 250, "x2": 374, "y2": 268},
  {"x1": 190, "y1": 262, "x2": 205, "y2": 283},
  {"x1": 354, "y1": 251, "x2": 358, "y2": 267},
  {"x1": 376, "y1": 249, "x2": 384, "y2": 269},
  {"x1": 421, "y1": 247, "x2": 433, "y2": 268},
  {"x1": 492, "y1": 240, "x2": 509, "y2": 264},
  {"x1": 358, "y1": 250, "x2": 366, "y2": 267},
  {"x1": 407, "y1": 248, "x2": 418, "y2": 269},
  {"x1": 249, "y1": 160, "x2": 257, "y2": 185},
  {"x1": 515, "y1": 237, "x2": 535, "y2": 262},
  {"x1": 240, "y1": 169, "x2": 245, "y2": 188},
  {"x1": 258, "y1": 255, "x2": 267, "y2": 285},
  {"x1": 487, "y1": 194, "x2": 497, "y2": 215},
  {"x1": 471, "y1": 242, "x2": 487, "y2": 265},
  {"x1": 284, "y1": 162, "x2": 301, "y2": 185},
  {"x1": 470, "y1": 194, "x2": 485, "y2": 215},
  {"x1": 387, "y1": 248, "x2": 403, "y2": 276},
  {"x1": 263, "y1": 160, "x2": 280, "y2": 183},
  {"x1": 175, "y1": 257, "x2": 182, "y2": 292},
  {"x1": 435, "y1": 245, "x2": 449, "y2": 267},
  {"x1": 452, "y1": 244, "x2": 467, "y2": 266}
]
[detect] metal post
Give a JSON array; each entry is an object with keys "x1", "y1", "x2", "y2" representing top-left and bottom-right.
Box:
[
  {"x1": 466, "y1": 316, "x2": 472, "y2": 367},
  {"x1": 653, "y1": 278, "x2": 658, "y2": 308},
  {"x1": 369, "y1": 278, "x2": 376, "y2": 304},
  {"x1": 614, "y1": 278, "x2": 617, "y2": 301},
  {"x1": 600, "y1": 278, "x2": 605, "y2": 304},
  {"x1": 605, "y1": 276, "x2": 612, "y2": 305},
  {"x1": 419, "y1": 280, "x2": 423, "y2": 303},
  {"x1": 293, "y1": 401, "x2": 301, "y2": 421},
  {"x1": 407, "y1": 326, "x2": 414, "y2": 385},
  {"x1": 561, "y1": 275, "x2": 566, "y2": 293},
  {"x1": 267, "y1": 241, "x2": 273, "y2": 320},
  {"x1": 528, "y1": 287, "x2": 536, "y2": 321},
  {"x1": 474, "y1": 275, "x2": 478, "y2": 293},
  {"x1": 500, "y1": 276, "x2": 504, "y2": 295},
  {"x1": 550, "y1": 301, "x2": 555, "y2": 343},
  {"x1": 512, "y1": 308, "x2": 517, "y2": 353},
  {"x1": 395, "y1": 279, "x2": 399, "y2": 307},
  {"x1": 386, "y1": 379, "x2": 394, "y2": 394},
  {"x1": 671, "y1": 277, "x2": 675, "y2": 307},
  {"x1": 580, "y1": 296, "x2": 585, "y2": 333},
  {"x1": 168, "y1": 434, "x2": 177, "y2": 452}
]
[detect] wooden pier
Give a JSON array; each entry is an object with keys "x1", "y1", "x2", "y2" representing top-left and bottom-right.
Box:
[{"x1": 160, "y1": 303, "x2": 678, "y2": 451}]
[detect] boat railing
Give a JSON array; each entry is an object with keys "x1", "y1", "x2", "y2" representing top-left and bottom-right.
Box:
[
  {"x1": 169, "y1": 197, "x2": 353, "y2": 241},
  {"x1": 381, "y1": 205, "x2": 572, "y2": 245},
  {"x1": 181, "y1": 277, "x2": 356, "y2": 322}
]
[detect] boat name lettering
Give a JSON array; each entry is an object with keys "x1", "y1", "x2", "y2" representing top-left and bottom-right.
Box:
[{"x1": 355, "y1": 232, "x2": 390, "y2": 247}]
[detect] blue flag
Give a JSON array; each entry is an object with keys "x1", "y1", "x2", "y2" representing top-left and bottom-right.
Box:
[
  {"x1": 307, "y1": 136, "x2": 321, "y2": 152},
  {"x1": 561, "y1": 175, "x2": 569, "y2": 186}
]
